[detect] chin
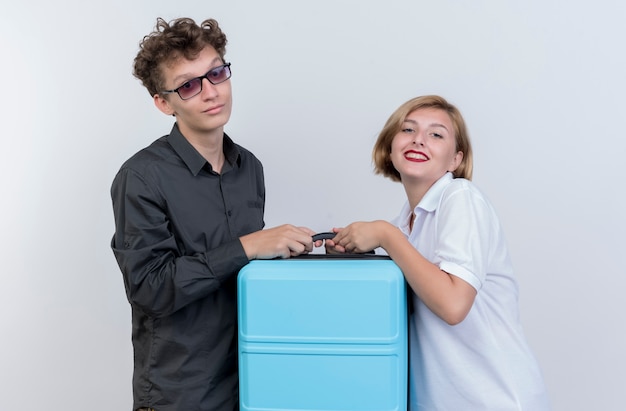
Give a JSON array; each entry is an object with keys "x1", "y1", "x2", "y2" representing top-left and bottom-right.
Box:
[{"x1": 207, "y1": 113, "x2": 231, "y2": 130}]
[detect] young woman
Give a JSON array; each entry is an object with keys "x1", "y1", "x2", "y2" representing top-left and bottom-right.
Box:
[{"x1": 328, "y1": 95, "x2": 551, "y2": 410}]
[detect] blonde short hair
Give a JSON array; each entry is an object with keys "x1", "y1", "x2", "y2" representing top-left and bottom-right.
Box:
[{"x1": 372, "y1": 95, "x2": 473, "y2": 182}]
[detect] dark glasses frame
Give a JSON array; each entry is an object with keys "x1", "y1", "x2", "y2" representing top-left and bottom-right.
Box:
[{"x1": 159, "y1": 63, "x2": 232, "y2": 100}]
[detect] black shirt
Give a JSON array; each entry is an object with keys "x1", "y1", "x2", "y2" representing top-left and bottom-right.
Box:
[{"x1": 111, "y1": 123, "x2": 265, "y2": 411}]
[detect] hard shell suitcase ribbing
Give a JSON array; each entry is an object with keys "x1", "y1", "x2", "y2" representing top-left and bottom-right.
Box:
[{"x1": 237, "y1": 254, "x2": 407, "y2": 411}]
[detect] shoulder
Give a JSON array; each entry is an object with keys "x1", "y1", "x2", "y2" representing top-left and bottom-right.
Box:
[
  {"x1": 117, "y1": 136, "x2": 172, "y2": 173},
  {"x1": 120, "y1": 136, "x2": 172, "y2": 169},
  {"x1": 437, "y1": 178, "x2": 499, "y2": 219},
  {"x1": 439, "y1": 178, "x2": 502, "y2": 227},
  {"x1": 442, "y1": 178, "x2": 487, "y2": 201},
  {"x1": 112, "y1": 136, "x2": 176, "y2": 191}
]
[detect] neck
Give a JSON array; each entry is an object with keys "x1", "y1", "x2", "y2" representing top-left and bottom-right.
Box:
[
  {"x1": 402, "y1": 179, "x2": 430, "y2": 211},
  {"x1": 402, "y1": 173, "x2": 448, "y2": 210}
]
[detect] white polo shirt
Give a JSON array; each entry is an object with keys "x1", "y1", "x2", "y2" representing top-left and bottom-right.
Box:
[{"x1": 392, "y1": 172, "x2": 551, "y2": 411}]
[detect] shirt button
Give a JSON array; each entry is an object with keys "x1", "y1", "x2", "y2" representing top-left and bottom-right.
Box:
[{"x1": 227, "y1": 210, "x2": 232, "y2": 216}]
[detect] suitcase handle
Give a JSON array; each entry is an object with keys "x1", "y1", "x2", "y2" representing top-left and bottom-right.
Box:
[
  {"x1": 312, "y1": 232, "x2": 336, "y2": 242},
  {"x1": 310, "y1": 232, "x2": 377, "y2": 256}
]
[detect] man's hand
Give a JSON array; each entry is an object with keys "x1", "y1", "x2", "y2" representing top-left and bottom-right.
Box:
[{"x1": 240, "y1": 225, "x2": 318, "y2": 260}]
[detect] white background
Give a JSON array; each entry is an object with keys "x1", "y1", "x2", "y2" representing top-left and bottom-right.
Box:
[{"x1": 2, "y1": 1, "x2": 625, "y2": 410}]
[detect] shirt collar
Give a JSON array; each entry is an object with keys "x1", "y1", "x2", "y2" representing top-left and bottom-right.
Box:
[
  {"x1": 167, "y1": 123, "x2": 241, "y2": 176},
  {"x1": 416, "y1": 172, "x2": 454, "y2": 213},
  {"x1": 394, "y1": 172, "x2": 455, "y2": 234}
]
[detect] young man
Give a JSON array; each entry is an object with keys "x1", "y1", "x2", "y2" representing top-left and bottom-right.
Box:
[{"x1": 110, "y1": 17, "x2": 317, "y2": 411}]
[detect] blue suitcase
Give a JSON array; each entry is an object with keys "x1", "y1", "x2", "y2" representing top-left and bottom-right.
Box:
[{"x1": 238, "y1": 255, "x2": 407, "y2": 411}]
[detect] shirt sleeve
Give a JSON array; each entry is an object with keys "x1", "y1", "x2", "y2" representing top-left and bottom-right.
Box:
[
  {"x1": 433, "y1": 183, "x2": 495, "y2": 291},
  {"x1": 110, "y1": 167, "x2": 249, "y2": 318}
]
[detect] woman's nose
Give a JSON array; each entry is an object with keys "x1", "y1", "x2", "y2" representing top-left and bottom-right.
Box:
[{"x1": 412, "y1": 132, "x2": 424, "y2": 146}]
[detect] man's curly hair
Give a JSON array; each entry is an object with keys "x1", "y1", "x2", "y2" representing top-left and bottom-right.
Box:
[{"x1": 133, "y1": 17, "x2": 228, "y2": 97}]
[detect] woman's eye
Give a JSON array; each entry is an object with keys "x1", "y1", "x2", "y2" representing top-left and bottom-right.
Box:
[
  {"x1": 402, "y1": 128, "x2": 414, "y2": 133},
  {"x1": 431, "y1": 133, "x2": 443, "y2": 138}
]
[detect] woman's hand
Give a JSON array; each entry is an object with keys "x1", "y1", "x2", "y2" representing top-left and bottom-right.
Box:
[{"x1": 329, "y1": 221, "x2": 390, "y2": 254}]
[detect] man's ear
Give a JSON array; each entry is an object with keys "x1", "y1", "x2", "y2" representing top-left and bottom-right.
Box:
[{"x1": 154, "y1": 94, "x2": 175, "y2": 116}]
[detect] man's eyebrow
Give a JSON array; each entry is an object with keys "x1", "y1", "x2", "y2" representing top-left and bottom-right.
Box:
[{"x1": 171, "y1": 57, "x2": 223, "y2": 85}]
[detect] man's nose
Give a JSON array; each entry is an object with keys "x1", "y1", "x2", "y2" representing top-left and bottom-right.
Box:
[{"x1": 200, "y1": 77, "x2": 219, "y2": 98}]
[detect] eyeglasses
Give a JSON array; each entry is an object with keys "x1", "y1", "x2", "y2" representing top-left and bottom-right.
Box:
[{"x1": 160, "y1": 63, "x2": 232, "y2": 100}]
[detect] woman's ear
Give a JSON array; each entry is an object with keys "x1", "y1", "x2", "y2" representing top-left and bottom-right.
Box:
[
  {"x1": 449, "y1": 151, "x2": 463, "y2": 172},
  {"x1": 153, "y1": 94, "x2": 176, "y2": 116}
]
